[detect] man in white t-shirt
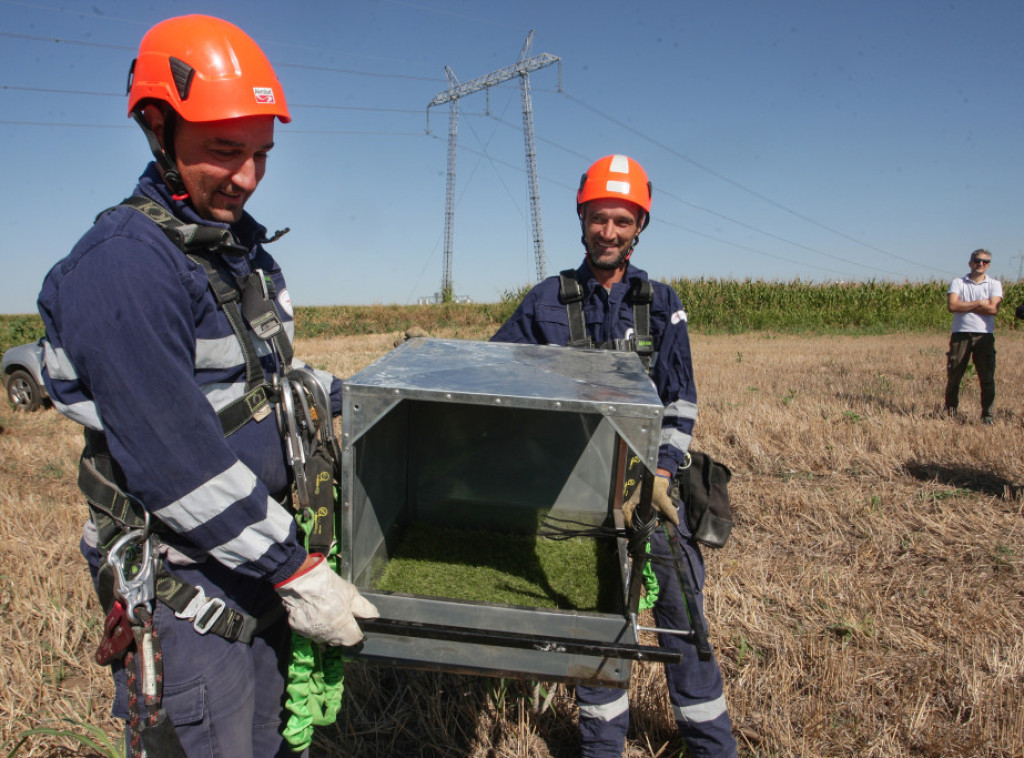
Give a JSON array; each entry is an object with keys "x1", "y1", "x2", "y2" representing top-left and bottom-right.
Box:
[{"x1": 945, "y1": 248, "x2": 1002, "y2": 423}]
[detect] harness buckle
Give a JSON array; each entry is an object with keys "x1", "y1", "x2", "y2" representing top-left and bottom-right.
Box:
[
  {"x1": 250, "y1": 311, "x2": 283, "y2": 340},
  {"x1": 174, "y1": 585, "x2": 227, "y2": 635},
  {"x1": 192, "y1": 597, "x2": 226, "y2": 635}
]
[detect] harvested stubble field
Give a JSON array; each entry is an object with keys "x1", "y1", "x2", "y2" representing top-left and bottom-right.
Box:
[{"x1": 1, "y1": 329, "x2": 1022, "y2": 757}]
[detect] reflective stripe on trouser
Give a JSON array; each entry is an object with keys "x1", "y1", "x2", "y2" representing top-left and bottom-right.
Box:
[
  {"x1": 82, "y1": 539, "x2": 304, "y2": 758},
  {"x1": 576, "y1": 687, "x2": 629, "y2": 758},
  {"x1": 575, "y1": 522, "x2": 737, "y2": 758}
]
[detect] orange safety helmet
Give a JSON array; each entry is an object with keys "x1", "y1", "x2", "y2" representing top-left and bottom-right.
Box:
[
  {"x1": 576, "y1": 154, "x2": 652, "y2": 230},
  {"x1": 127, "y1": 15, "x2": 290, "y2": 124}
]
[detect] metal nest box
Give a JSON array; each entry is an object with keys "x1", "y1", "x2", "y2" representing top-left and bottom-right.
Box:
[{"x1": 339, "y1": 338, "x2": 667, "y2": 687}]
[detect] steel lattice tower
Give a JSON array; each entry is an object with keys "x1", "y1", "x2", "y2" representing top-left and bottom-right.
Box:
[{"x1": 428, "y1": 31, "x2": 560, "y2": 303}]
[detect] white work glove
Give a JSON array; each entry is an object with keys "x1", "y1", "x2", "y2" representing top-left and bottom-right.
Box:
[
  {"x1": 622, "y1": 474, "x2": 680, "y2": 527},
  {"x1": 275, "y1": 555, "x2": 380, "y2": 646}
]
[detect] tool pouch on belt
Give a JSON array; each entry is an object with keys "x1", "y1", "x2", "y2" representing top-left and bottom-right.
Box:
[{"x1": 672, "y1": 451, "x2": 735, "y2": 549}]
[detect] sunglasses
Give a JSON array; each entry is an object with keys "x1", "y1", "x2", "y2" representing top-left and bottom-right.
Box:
[{"x1": 971, "y1": 258, "x2": 991, "y2": 264}]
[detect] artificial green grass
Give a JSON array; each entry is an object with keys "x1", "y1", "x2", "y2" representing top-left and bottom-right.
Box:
[{"x1": 374, "y1": 521, "x2": 623, "y2": 612}]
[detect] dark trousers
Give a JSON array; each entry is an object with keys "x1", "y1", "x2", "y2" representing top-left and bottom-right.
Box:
[
  {"x1": 945, "y1": 332, "x2": 996, "y2": 416},
  {"x1": 575, "y1": 519, "x2": 736, "y2": 758},
  {"x1": 82, "y1": 538, "x2": 302, "y2": 758}
]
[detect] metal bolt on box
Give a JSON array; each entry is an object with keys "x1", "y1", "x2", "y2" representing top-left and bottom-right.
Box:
[{"x1": 339, "y1": 338, "x2": 669, "y2": 686}]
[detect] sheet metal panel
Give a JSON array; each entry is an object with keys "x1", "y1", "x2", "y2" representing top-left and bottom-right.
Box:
[{"x1": 339, "y1": 339, "x2": 665, "y2": 686}]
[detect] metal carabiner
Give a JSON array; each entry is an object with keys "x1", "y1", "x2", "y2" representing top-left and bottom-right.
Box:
[
  {"x1": 288, "y1": 366, "x2": 339, "y2": 459},
  {"x1": 278, "y1": 372, "x2": 310, "y2": 508},
  {"x1": 106, "y1": 528, "x2": 157, "y2": 624}
]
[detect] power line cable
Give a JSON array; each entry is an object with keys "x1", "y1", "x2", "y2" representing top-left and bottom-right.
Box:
[
  {"x1": 1, "y1": 84, "x2": 121, "y2": 97},
  {"x1": 0, "y1": 120, "x2": 132, "y2": 128},
  {"x1": 0, "y1": 119, "x2": 427, "y2": 136},
  {"x1": 462, "y1": 91, "x2": 534, "y2": 284},
  {"x1": 0, "y1": 27, "x2": 959, "y2": 279},
  {"x1": 654, "y1": 217, "x2": 851, "y2": 278},
  {"x1": 0, "y1": 30, "x2": 132, "y2": 50},
  {"x1": 442, "y1": 135, "x2": 856, "y2": 278},
  {"x1": 555, "y1": 89, "x2": 950, "y2": 276},
  {"x1": 479, "y1": 111, "x2": 905, "y2": 277},
  {"x1": 0, "y1": 84, "x2": 453, "y2": 117},
  {"x1": 0, "y1": 30, "x2": 445, "y2": 82},
  {"x1": 653, "y1": 187, "x2": 905, "y2": 276},
  {"x1": 0, "y1": 0, "x2": 147, "y2": 26},
  {"x1": 274, "y1": 61, "x2": 442, "y2": 82}
]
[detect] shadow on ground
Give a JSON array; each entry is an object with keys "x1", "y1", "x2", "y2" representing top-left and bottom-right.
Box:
[{"x1": 904, "y1": 460, "x2": 1021, "y2": 498}]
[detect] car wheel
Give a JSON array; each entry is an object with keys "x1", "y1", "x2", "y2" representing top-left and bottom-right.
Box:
[{"x1": 5, "y1": 369, "x2": 42, "y2": 411}]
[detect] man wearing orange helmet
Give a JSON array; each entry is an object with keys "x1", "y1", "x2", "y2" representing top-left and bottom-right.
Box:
[
  {"x1": 37, "y1": 15, "x2": 377, "y2": 755},
  {"x1": 493, "y1": 155, "x2": 737, "y2": 757}
]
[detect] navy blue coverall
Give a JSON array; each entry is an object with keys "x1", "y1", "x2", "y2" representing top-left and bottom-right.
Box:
[
  {"x1": 492, "y1": 261, "x2": 737, "y2": 758},
  {"x1": 38, "y1": 163, "x2": 340, "y2": 756}
]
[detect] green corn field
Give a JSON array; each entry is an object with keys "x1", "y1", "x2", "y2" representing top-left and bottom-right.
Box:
[{"x1": 4, "y1": 278, "x2": 1023, "y2": 354}]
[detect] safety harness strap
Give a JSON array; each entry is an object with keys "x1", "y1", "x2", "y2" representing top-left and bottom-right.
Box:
[
  {"x1": 186, "y1": 259, "x2": 268, "y2": 407},
  {"x1": 154, "y1": 572, "x2": 273, "y2": 644},
  {"x1": 115, "y1": 196, "x2": 291, "y2": 436},
  {"x1": 78, "y1": 451, "x2": 147, "y2": 545},
  {"x1": 78, "y1": 430, "x2": 267, "y2": 645},
  {"x1": 630, "y1": 279, "x2": 654, "y2": 371},
  {"x1": 558, "y1": 270, "x2": 593, "y2": 349},
  {"x1": 558, "y1": 269, "x2": 654, "y2": 370},
  {"x1": 239, "y1": 270, "x2": 294, "y2": 367}
]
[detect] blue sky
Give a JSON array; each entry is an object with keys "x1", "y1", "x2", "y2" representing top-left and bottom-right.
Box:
[{"x1": 2, "y1": 0, "x2": 1021, "y2": 314}]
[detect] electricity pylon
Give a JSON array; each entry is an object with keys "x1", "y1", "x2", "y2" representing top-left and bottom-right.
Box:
[{"x1": 427, "y1": 31, "x2": 560, "y2": 302}]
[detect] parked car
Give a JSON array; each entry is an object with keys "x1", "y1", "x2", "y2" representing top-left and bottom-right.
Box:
[{"x1": 2, "y1": 341, "x2": 48, "y2": 411}]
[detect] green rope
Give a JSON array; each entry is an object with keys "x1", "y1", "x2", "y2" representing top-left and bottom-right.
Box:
[
  {"x1": 282, "y1": 488, "x2": 348, "y2": 752},
  {"x1": 638, "y1": 541, "x2": 660, "y2": 611},
  {"x1": 282, "y1": 634, "x2": 316, "y2": 750}
]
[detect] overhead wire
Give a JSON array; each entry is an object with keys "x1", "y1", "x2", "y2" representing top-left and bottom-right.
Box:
[
  {"x1": 472, "y1": 112, "x2": 898, "y2": 277},
  {"x1": 0, "y1": 84, "x2": 434, "y2": 135},
  {"x1": 438, "y1": 126, "x2": 848, "y2": 277},
  {"x1": 551, "y1": 88, "x2": 951, "y2": 276},
  {"x1": 460, "y1": 91, "x2": 535, "y2": 285},
  {"x1": 0, "y1": 30, "x2": 445, "y2": 82},
  {"x1": 0, "y1": 30, "x2": 133, "y2": 50},
  {"x1": 3, "y1": 21, "x2": 951, "y2": 280}
]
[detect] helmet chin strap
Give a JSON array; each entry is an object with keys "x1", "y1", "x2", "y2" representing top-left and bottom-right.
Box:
[{"x1": 131, "y1": 111, "x2": 189, "y2": 199}]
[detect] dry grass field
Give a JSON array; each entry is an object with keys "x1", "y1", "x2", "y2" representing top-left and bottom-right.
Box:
[{"x1": 2, "y1": 330, "x2": 1022, "y2": 757}]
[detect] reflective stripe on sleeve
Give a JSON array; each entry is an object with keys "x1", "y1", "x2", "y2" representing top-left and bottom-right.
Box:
[
  {"x1": 153, "y1": 461, "x2": 293, "y2": 568},
  {"x1": 209, "y1": 499, "x2": 294, "y2": 569},
  {"x1": 195, "y1": 322, "x2": 295, "y2": 369},
  {"x1": 201, "y1": 381, "x2": 251, "y2": 413},
  {"x1": 661, "y1": 427, "x2": 693, "y2": 457},
  {"x1": 53, "y1": 398, "x2": 102, "y2": 430},
  {"x1": 195, "y1": 334, "x2": 273, "y2": 368},
  {"x1": 663, "y1": 399, "x2": 698, "y2": 423},
  {"x1": 43, "y1": 343, "x2": 78, "y2": 381}
]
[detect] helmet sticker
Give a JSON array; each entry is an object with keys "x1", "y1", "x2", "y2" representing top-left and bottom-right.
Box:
[
  {"x1": 609, "y1": 154, "x2": 630, "y2": 173},
  {"x1": 670, "y1": 309, "x2": 688, "y2": 325},
  {"x1": 606, "y1": 180, "x2": 631, "y2": 196},
  {"x1": 278, "y1": 289, "x2": 293, "y2": 317},
  {"x1": 253, "y1": 87, "x2": 276, "y2": 104}
]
